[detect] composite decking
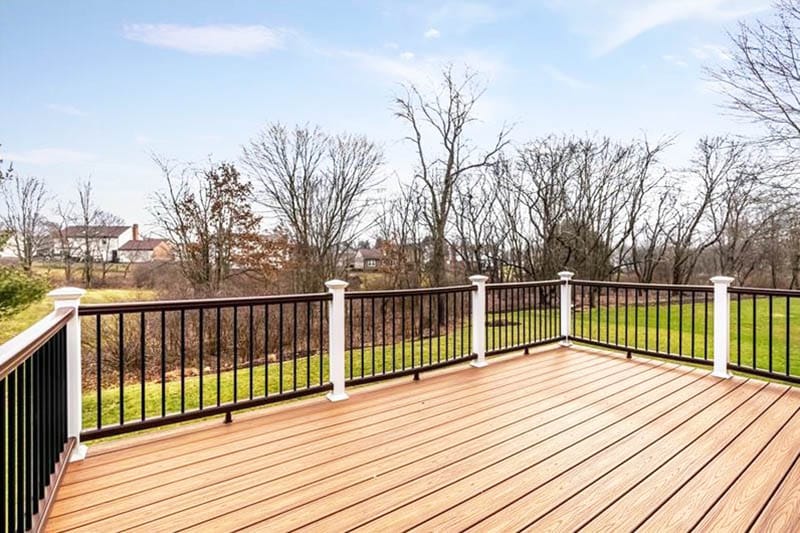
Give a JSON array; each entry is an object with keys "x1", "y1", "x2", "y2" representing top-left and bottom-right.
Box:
[{"x1": 47, "y1": 346, "x2": 800, "y2": 531}]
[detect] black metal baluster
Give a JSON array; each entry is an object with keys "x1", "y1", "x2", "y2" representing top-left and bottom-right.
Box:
[
  {"x1": 392, "y1": 296, "x2": 397, "y2": 373},
  {"x1": 655, "y1": 289, "x2": 660, "y2": 353},
  {"x1": 264, "y1": 304, "x2": 270, "y2": 397},
  {"x1": 216, "y1": 307, "x2": 221, "y2": 406},
  {"x1": 8, "y1": 372, "x2": 15, "y2": 533},
  {"x1": 292, "y1": 302, "x2": 298, "y2": 391},
  {"x1": 118, "y1": 314, "x2": 124, "y2": 426},
  {"x1": 348, "y1": 299, "x2": 354, "y2": 379},
  {"x1": 199, "y1": 308, "x2": 204, "y2": 410},
  {"x1": 319, "y1": 301, "x2": 324, "y2": 386},
  {"x1": 786, "y1": 296, "x2": 791, "y2": 376},
  {"x1": 278, "y1": 303, "x2": 284, "y2": 394},
  {"x1": 691, "y1": 292, "x2": 696, "y2": 358},
  {"x1": 401, "y1": 296, "x2": 406, "y2": 371},
  {"x1": 381, "y1": 297, "x2": 386, "y2": 374},
  {"x1": 769, "y1": 295, "x2": 774, "y2": 373},
  {"x1": 371, "y1": 297, "x2": 376, "y2": 374},
  {"x1": 644, "y1": 289, "x2": 649, "y2": 351},
  {"x1": 737, "y1": 292, "x2": 741, "y2": 367},
  {"x1": 233, "y1": 307, "x2": 238, "y2": 403},
  {"x1": 24, "y1": 359, "x2": 32, "y2": 530},
  {"x1": 410, "y1": 295, "x2": 415, "y2": 370},
  {"x1": 679, "y1": 291, "x2": 683, "y2": 356},
  {"x1": 96, "y1": 315, "x2": 102, "y2": 429},
  {"x1": 180, "y1": 309, "x2": 186, "y2": 412},
  {"x1": 360, "y1": 298, "x2": 365, "y2": 378},
  {"x1": 704, "y1": 292, "x2": 709, "y2": 360},
  {"x1": 306, "y1": 302, "x2": 312, "y2": 389},
  {"x1": 753, "y1": 296, "x2": 757, "y2": 370},
  {"x1": 666, "y1": 290, "x2": 671, "y2": 355},
  {"x1": 160, "y1": 310, "x2": 166, "y2": 417},
  {"x1": 249, "y1": 305, "x2": 255, "y2": 399},
  {"x1": 140, "y1": 312, "x2": 146, "y2": 421}
]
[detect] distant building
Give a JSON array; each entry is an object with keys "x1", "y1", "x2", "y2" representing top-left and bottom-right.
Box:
[
  {"x1": 118, "y1": 238, "x2": 173, "y2": 263},
  {"x1": 62, "y1": 224, "x2": 136, "y2": 262},
  {"x1": 352, "y1": 248, "x2": 382, "y2": 271}
]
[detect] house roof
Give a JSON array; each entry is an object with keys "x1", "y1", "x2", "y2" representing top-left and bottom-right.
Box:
[
  {"x1": 118, "y1": 239, "x2": 166, "y2": 251},
  {"x1": 64, "y1": 225, "x2": 130, "y2": 238},
  {"x1": 358, "y1": 248, "x2": 382, "y2": 260}
]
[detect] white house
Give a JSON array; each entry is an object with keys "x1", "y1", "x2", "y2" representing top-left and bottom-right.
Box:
[
  {"x1": 62, "y1": 224, "x2": 136, "y2": 262},
  {"x1": 117, "y1": 238, "x2": 173, "y2": 263}
]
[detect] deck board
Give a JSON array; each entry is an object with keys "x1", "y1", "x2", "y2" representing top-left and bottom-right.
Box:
[{"x1": 46, "y1": 346, "x2": 800, "y2": 531}]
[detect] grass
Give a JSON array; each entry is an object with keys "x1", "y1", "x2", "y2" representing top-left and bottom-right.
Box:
[
  {"x1": 0, "y1": 288, "x2": 156, "y2": 344},
  {"x1": 571, "y1": 296, "x2": 800, "y2": 377}
]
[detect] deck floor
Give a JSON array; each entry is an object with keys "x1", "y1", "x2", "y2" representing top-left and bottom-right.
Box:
[{"x1": 48, "y1": 346, "x2": 800, "y2": 531}]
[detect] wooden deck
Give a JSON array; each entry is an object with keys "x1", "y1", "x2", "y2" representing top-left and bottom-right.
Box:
[{"x1": 47, "y1": 346, "x2": 800, "y2": 531}]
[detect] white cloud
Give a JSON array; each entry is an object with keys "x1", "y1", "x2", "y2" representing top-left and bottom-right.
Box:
[
  {"x1": 663, "y1": 54, "x2": 689, "y2": 67},
  {"x1": 424, "y1": 28, "x2": 441, "y2": 39},
  {"x1": 690, "y1": 43, "x2": 733, "y2": 61},
  {"x1": 542, "y1": 64, "x2": 590, "y2": 89},
  {"x1": 122, "y1": 24, "x2": 285, "y2": 55},
  {"x1": 46, "y1": 103, "x2": 85, "y2": 116},
  {"x1": 4, "y1": 148, "x2": 96, "y2": 165},
  {"x1": 400, "y1": 51, "x2": 415, "y2": 61},
  {"x1": 549, "y1": 0, "x2": 768, "y2": 55}
]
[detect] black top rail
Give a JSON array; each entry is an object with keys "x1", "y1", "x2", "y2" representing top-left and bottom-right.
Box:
[
  {"x1": 572, "y1": 279, "x2": 713, "y2": 292},
  {"x1": 78, "y1": 292, "x2": 332, "y2": 315},
  {"x1": 729, "y1": 286, "x2": 800, "y2": 297},
  {"x1": 485, "y1": 280, "x2": 562, "y2": 290},
  {"x1": 344, "y1": 285, "x2": 476, "y2": 299}
]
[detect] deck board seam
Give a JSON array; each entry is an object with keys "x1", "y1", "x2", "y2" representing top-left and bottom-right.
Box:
[
  {"x1": 284, "y1": 368, "x2": 705, "y2": 531},
  {"x1": 690, "y1": 399, "x2": 800, "y2": 531},
  {"x1": 142, "y1": 362, "x2": 675, "y2": 530},
  {"x1": 68, "y1": 350, "x2": 603, "y2": 473},
  {"x1": 414, "y1": 370, "x2": 726, "y2": 532},
  {"x1": 528, "y1": 377, "x2": 756, "y2": 530},
  {"x1": 56, "y1": 355, "x2": 624, "y2": 498},
  {"x1": 54, "y1": 358, "x2": 662, "y2": 528},
  {"x1": 632, "y1": 385, "x2": 791, "y2": 530}
]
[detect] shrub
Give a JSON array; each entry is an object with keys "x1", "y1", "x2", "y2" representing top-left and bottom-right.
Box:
[{"x1": 0, "y1": 266, "x2": 49, "y2": 318}]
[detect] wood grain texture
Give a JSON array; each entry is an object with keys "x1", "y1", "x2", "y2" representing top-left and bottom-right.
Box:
[{"x1": 44, "y1": 347, "x2": 800, "y2": 532}]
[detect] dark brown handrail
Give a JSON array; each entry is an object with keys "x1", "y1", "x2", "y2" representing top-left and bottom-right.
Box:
[
  {"x1": 0, "y1": 307, "x2": 73, "y2": 381},
  {"x1": 344, "y1": 285, "x2": 475, "y2": 298},
  {"x1": 572, "y1": 279, "x2": 713, "y2": 292},
  {"x1": 78, "y1": 292, "x2": 332, "y2": 315},
  {"x1": 486, "y1": 280, "x2": 561, "y2": 290},
  {"x1": 729, "y1": 286, "x2": 800, "y2": 297}
]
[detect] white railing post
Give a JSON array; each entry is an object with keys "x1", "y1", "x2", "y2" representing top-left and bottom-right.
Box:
[
  {"x1": 469, "y1": 275, "x2": 489, "y2": 368},
  {"x1": 558, "y1": 271, "x2": 574, "y2": 346},
  {"x1": 48, "y1": 287, "x2": 88, "y2": 461},
  {"x1": 710, "y1": 276, "x2": 735, "y2": 379},
  {"x1": 325, "y1": 279, "x2": 349, "y2": 401}
]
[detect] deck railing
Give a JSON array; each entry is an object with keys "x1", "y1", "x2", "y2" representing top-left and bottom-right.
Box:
[
  {"x1": 9, "y1": 270, "x2": 800, "y2": 530},
  {"x1": 78, "y1": 292, "x2": 333, "y2": 440},
  {"x1": 0, "y1": 288, "x2": 84, "y2": 532}
]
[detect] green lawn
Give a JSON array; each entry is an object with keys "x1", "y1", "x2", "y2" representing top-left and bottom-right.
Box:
[{"x1": 571, "y1": 296, "x2": 800, "y2": 376}]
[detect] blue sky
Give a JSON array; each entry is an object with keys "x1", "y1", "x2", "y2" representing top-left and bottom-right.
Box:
[{"x1": 0, "y1": 0, "x2": 769, "y2": 229}]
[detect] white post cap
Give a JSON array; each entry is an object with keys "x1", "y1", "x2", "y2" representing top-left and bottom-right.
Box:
[
  {"x1": 709, "y1": 276, "x2": 735, "y2": 286},
  {"x1": 469, "y1": 275, "x2": 489, "y2": 283},
  {"x1": 48, "y1": 287, "x2": 86, "y2": 301},
  {"x1": 325, "y1": 279, "x2": 349, "y2": 290},
  {"x1": 558, "y1": 271, "x2": 575, "y2": 280}
]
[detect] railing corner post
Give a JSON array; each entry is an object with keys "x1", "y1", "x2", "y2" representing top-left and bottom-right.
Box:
[
  {"x1": 469, "y1": 275, "x2": 489, "y2": 368},
  {"x1": 710, "y1": 275, "x2": 735, "y2": 379},
  {"x1": 48, "y1": 286, "x2": 88, "y2": 461},
  {"x1": 558, "y1": 271, "x2": 574, "y2": 347},
  {"x1": 325, "y1": 279, "x2": 349, "y2": 401}
]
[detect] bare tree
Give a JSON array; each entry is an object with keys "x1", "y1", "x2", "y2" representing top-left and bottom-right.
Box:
[
  {"x1": 451, "y1": 168, "x2": 504, "y2": 280},
  {"x1": 669, "y1": 136, "x2": 750, "y2": 284},
  {"x1": 0, "y1": 173, "x2": 50, "y2": 271},
  {"x1": 375, "y1": 183, "x2": 426, "y2": 289},
  {"x1": 394, "y1": 65, "x2": 510, "y2": 286},
  {"x1": 242, "y1": 123, "x2": 383, "y2": 292},
  {"x1": 711, "y1": 0, "x2": 800, "y2": 152},
  {"x1": 150, "y1": 157, "x2": 262, "y2": 295},
  {"x1": 53, "y1": 201, "x2": 77, "y2": 282},
  {"x1": 630, "y1": 182, "x2": 676, "y2": 283}
]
